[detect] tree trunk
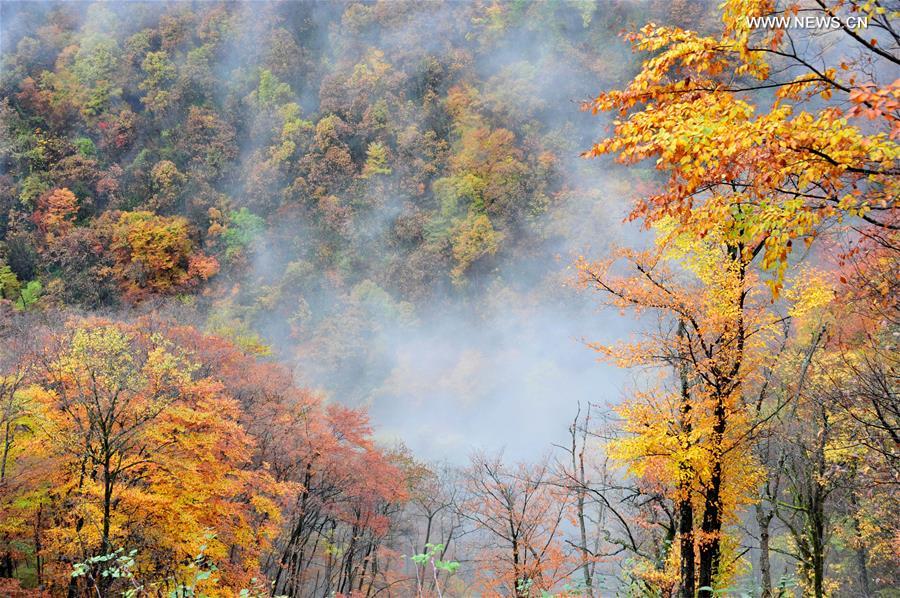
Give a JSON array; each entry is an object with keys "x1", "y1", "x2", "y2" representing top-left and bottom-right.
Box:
[
  {"x1": 0, "y1": 419, "x2": 11, "y2": 579},
  {"x1": 809, "y1": 408, "x2": 828, "y2": 598},
  {"x1": 678, "y1": 492, "x2": 695, "y2": 598},
  {"x1": 273, "y1": 463, "x2": 312, "y2": 595},
  {"x1": 697, "y1": 395, "x2": 726, "y2": 596},
  {"x1": 850, "y1": 491, "x2": 871, "y2": 597},
  {"x1": 511, "y1": 530, "x2": 524, "y2": 597},
  {"x1": 755, "y1": 503, "x2": 773, "y2": 598},
  {"x1": 811, "y1": 506, "x2": 825, "y2": 598},
  {"x1": 102, "y1": 471, "x2": 112, "y2": 555},
  {"x1": 1, "y1": 419, "x2": 11, "y2": 481},
  {"x1": 571, "y1": 409, "x2": 594, "y2": 597},
  {"x1": 35, "y1": 503, "x2": 43, "y2": 588},
  {"x1": 677, "y1": 320, "x2": 695, "y2": 598},
  {"x1": 98, "y1": 453, "x2": 114, "y2": 597},
  {"x1": 855, "y1": 543, "x2": 871, "y2": 598},
  {"x1": 576, "y1": 484, "x2": 593, "y2": 597}
]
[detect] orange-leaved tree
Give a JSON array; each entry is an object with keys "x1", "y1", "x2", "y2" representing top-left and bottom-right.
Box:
[
  {"x1": 586, "y1": 0, "x2": 898, "y2": 291},
  {"x1": 161, "y1": 321, "x2": 411, "y2": 597},
  {"x1": 110, "y1": 211, "x2": 219, "y2": 298},
  {"x1": 462, "y1": 454, "x2": 573, "y2": 597},
  {"x1": 33, "y1": 187, "x2": 79, "y2": 243},
  {"x1": 0, "y1": 318, "x2": 282, "y2": 596}
]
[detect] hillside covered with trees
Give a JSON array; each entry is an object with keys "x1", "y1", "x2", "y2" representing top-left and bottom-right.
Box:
[{"x1": 0, "y1": 0, "x2": 897, "y2": 596}]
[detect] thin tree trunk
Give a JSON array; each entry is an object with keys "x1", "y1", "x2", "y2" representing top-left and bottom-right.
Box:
[
  {"x1": 855, "y1": 543, "x2": 871, "y2": 598},
  {"x1": 273, "y1": 463, "x2": 312, "y2": 595},
  {"x1": 35, "y1": 503, "x2": 43, "y2": 588},
  {"x1": 809, "y1": 407, "x2": 828, "y2": 598},
  {"x1": 677, "y1": 320, "x2": 695, "y2": 598},
  {"x1": 755, "y1": 503, "x2": 773, "y2": 598},
  {"x1": 844, "y1": 489, "x2": 870, "y2": 596},
  {"x1": 357, "y1": 541, "x2": 373, "y2": 592},
  {"x1": 571, "y1": 407, "x2": 594, "y2": 597},
  {"x1": 102, "y1": 466, "x2": 113, "y2": 554},
  {"x1": 99, "y1": 453, "x2": 114, "y2": 598},
  {"x1": 1, "y1": 419, "x2": 11, "y2": 481},
  {"x1": 576, "y1": 480, "x2": 593, "y2": 596},
  {"x1": 511, "y1": 530, "x2": 523, "y2": 597},
  {"x1": 697, "y1": 395, "x2": 725, "y2": 596}
]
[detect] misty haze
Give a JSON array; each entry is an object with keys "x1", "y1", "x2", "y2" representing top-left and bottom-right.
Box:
[{"x1": 0, "y1": 1, "x2": 897, "y2": 597}]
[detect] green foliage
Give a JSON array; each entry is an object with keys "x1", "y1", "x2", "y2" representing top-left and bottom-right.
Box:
[
  {"x1": 141, "y1": 51, "x2": 176, "y2": 88},
  {"x1": 254, "y1": 69, "x2": 292, "y2": 108},
  {"x1": 168, "y1": 540, "x2": 219, "y2": 598},
  {"x1": 410, "y1": 543, "x2": 459, "y2": 573},
  {"x1": 425, "y1": 175, "x2": 483, "y2": 242},
  {"x1": 72, "y1": 33, "x2": 122, "y2": 115},
  {"x1": 74, "y1": 136, "x2": 97, "y2": 157},
  {"x1": 206, "y1": 302, "x2": 272, "y2": 356},
  {"x1": 14, "y1": 279, "x2": 41, "y2": 310},
  {"x1": 72, "y1": 34, "x2": 119, "y2": 84},
  {"x1": 140, "y1": 51, "x2": 177, "y2": 113},
  {"x1": 351, "y1": 280, "x2": 415, "y2": 325},
  {"x1": 281, "y1": 259, "x2": 315, "y2": 290},
  {"x1": 18, "y1": 173, "x2": 49, "y2": 207},
  {"x1": 71, "y1": 548, "x2": 142, "y2": 597},
  {"x1": 270, "y1": 102, "x2": 313, "y2": 163},
  {"x1": 223, "y1": 208, "x2": 266, "y2": 260},
  {"x1": 775, "y1": 574, "x2": 799, "y2": 594},
  {"x1": 0, "y1": 264, "x2": 20, "y2": 300},
  {"x1": 0, "y1": 263, "x2": 39, "y2": 310},
  {"x1": 70, "y1": 540, "x2": 287, "y2": 598},
  {"x1": 411, "y1": 543, "x2": 459, "y2": 598}
]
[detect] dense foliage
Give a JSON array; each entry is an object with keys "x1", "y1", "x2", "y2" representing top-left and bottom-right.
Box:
[
  {"x1": 582, "y1": 0, "x2": 898, "y2": 595},
  {"x1": 0, "y1": 0, "x2": 688, "y2": 405},
  {"x1": 0, "y1": 0, "x2": 897, "y2": 597},
  {"x1": 0, "y1": 0, "x2": 645, "y2": 305}
]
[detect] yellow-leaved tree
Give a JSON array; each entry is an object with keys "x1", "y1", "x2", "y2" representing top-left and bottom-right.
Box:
[
  {"x1": 579, "y1": 217, "x2": 834, "y2": 595},
  {"x1": 1, "y1": 319, "x2": 282, "y2": 596},
  {"x1": 583, "y1": 1, "x2": 896, "y2": 595},
  {"x1": 586, "y1": 0, "x2": 898, "y2": 292}
]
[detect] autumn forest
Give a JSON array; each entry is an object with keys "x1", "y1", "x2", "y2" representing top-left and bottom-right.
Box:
[{"x1": 0, "y1": 0, "x2": 897, "y2": 596}]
